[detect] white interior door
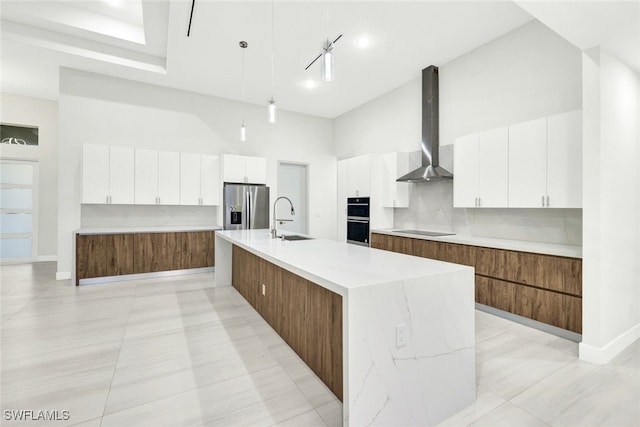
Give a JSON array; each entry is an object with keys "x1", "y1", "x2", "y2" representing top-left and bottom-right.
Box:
[{"x1": 277, "y1": 162, "x2": 307, "y2": 234}]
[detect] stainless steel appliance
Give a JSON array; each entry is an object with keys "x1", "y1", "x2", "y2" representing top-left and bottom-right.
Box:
[
  {"x1": 223, "y1": 183, "x2": 270, "y2": 230},
  {"x1": 347, "y1": 197, "x2": 370, "y2": 246},
  {"x1": 396, "y1": 66, "x2": 453, "y2": 183}
]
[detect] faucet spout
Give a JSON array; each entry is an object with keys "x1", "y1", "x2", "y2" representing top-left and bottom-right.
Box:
[{"x1": 272, "y1": 196, "x2": 295, "y2": 239}]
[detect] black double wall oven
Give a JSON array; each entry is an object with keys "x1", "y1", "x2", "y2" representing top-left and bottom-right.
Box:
[{"x1": 347, "y1": 197, "x2": 370, "y2": 246}]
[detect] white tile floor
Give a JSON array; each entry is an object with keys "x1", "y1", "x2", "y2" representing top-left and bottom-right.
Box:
[{"x1": 1, "y1": 262, "x2": 638, "y2": 427}]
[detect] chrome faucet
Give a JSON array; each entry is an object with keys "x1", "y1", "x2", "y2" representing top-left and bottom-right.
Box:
[{"x1": 272, "y1": 196, "x2": 295, "y2": 238}]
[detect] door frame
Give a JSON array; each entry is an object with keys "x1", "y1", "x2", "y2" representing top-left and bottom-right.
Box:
[{"x1": 276, "y1": 160, "x2": 309, "y2": 235}]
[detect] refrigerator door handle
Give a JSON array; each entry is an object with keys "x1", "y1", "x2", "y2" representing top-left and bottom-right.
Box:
[{"x1": 246, "y1": 191, "x2": 251, "y2": 230}]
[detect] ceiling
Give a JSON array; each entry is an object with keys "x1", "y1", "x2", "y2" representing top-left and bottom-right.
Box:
[{"x1": 1, "y1": 1, "x2": 638, "y2": 119}]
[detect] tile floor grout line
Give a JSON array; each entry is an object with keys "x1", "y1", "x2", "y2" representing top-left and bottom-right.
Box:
[{"x1": 99, "y1": 279, "x2": 139, "y2": 426}]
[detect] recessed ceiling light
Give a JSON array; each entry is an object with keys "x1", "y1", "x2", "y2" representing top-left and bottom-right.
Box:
[
  {"x1": 305, "y1": 80, "x2": 317, "y2": 89},
  {"x1": 356, "y1": 36, "x2": 371, "y2": 48}
]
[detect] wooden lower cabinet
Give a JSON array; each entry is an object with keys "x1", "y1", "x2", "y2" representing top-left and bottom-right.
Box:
[
  {"x1": 76, "y1": 230, "x2": 215, "y2": 285},
  {"x1": 76, "y1": 233, "x2": 134, "y2": 282},
  {"x1": 475, "y1": 276, "x2": 516, "y2": 313},
  {"x1": 371, "y1": 232, "x2": 582, "y2": 334},
  {"x1": 232, "y1": 246, "x2": 343, "y2": 401}
]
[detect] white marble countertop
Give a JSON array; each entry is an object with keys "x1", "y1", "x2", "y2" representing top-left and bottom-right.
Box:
[
  {"x1": 75, "y1": 225, "x2": 222, "y2": 235},
  {"x1": 372, "y1": 229, "x2": 582, "y2": 259},
  {"x1": 216, "y1": 229, "x2": 471, "y2": 294}
]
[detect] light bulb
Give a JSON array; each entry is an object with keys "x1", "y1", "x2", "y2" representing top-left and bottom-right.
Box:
[
  {"x1": 321, "y1": 41, "x2": 334, "y2": 82},
  {"x1": 240, "y1": 123, "x2": 246, "y2": 142},
  {"x1": 268, "y1": 98, "x2": 277, "y2": 124}
]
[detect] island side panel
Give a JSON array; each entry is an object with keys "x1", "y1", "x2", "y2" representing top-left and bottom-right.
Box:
[
  {"x1": 345, "y1": 268, "x2": 475, "y2": 427},
  {"x1": 214, "y1": 233, "x2": 233, "y2": 287}
]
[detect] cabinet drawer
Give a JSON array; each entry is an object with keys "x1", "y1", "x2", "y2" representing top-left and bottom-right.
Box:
[{"x1": 475, "y1": 276, "x2": 516, "y2": 313}]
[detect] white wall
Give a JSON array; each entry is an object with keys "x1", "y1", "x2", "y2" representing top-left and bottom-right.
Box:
[
  {"x1": 580, "y1": 49, "x2": 640, "y2": 364},
  {"x1": 57, "y1": 69, "x2": 335, "y2": 278},
  {"x1": 334, "y1": 20, "x2": 583, "y2": 245},
  {"x1": 0, "y1": 93, "x2": 58, "y2": 260}
]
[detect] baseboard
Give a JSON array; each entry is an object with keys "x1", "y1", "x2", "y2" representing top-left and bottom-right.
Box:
[
  {"x1": 56, "y1": 271, "x2": 71, "y2": 280},
  {"x1": 579, "y1": 323, "x2": 640, "y2": 365},
  {"x1": 36, "y1": 255, "x2": 57, "y2": 262},
  {"x1": 476, "y1": 303, "x2": 582, "y2": 342}
]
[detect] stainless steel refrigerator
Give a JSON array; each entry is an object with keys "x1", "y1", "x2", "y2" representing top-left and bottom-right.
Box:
[{"x1": 223, "y1": 183, "x2": 270, "y2": 230}]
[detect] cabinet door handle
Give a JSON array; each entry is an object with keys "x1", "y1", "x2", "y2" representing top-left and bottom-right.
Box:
[
  {"x1": 542, "y1": 195, "x2": 545, "y2": 207},
  {"x1": 546, "y1": 195, "x2": 550, "y2": 207}
]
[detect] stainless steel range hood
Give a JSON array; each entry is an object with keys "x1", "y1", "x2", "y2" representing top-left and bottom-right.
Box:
[{"x1": 397, "y1": 66, "x2": 453, "y2": 183}]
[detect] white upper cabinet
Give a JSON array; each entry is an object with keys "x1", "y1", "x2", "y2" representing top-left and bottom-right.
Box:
[
  {"x1": 346, "y1": 155, "x2": 371, "y2": 197},
  {"x1": 222, "y1": 154, "x2": 267, "y2": 184},
  {"x1": 109, "y1": 146, "x2": 135, "y2": 204},
  {"x1": 478, "y1": 127, "x2": 509, "y2": 207},
  {"x1": 455, "y1": 111, "x2": 582, "y2": 209},
  {"x1": 158, "y1": 151, "x2": 180, "y2": 205},
  {"x1": 508, "y1": 118, "x2": 547, "y2": 207},
  {"x1": 180, "y1": 153, "x2": 202, "y2": 205},
  {"x1": 200, "y1": 154, "x2": 220, "y2": 205},
  {"x1": 381, "y1": 152, "x2": 411, "y2": 208},
  {"x1": 82, "y1": 144, "x2": 110, "y2": 204},
  {"x1": 134, "y1": 148, "x2": 158, "y2": 205},
  {"x1": 508, "y1": 111, "x2": 582, "y2": 208},
  {"x1": 547, "y1": 110, "x2": 582, "y2": 208},
  {"x1": 136, "y1": 149, "x2": 180, "y2": 205},
  {"x1": 180, "y1": 153, "x2": 220, "y2": 206},
  {"x1": 454, "y1": 134, "x2": 480, "y2": 208},
  {"x1": 454, "y1": 128, "x2": 508, "y2": 208},
  {"x1": 82, "y1": 144, "x2": 134, "y2": 204},
  {"x1": 245, "y1": 156, "x2": 267, "y2": 184}
]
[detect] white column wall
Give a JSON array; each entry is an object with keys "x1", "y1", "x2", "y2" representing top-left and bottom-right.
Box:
[{"x1": 580, "y1": 48, "x2": 640, "y2": 364}]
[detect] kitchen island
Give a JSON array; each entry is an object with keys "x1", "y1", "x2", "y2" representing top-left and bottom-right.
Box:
[{"x1": 215, "y1": 229, "x2": 475, "y2": 427}]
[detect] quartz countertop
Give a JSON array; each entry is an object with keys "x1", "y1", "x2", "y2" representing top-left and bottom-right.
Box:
[
  {"x1": 372, "y1": 229, "x2": 582, "y2": 259},
  {"x1": 216, "y1": 229, "x2": 471, "y2": 294},
  {"x1": 75, "y1": 225, "x2": 222, "y2": 235}
]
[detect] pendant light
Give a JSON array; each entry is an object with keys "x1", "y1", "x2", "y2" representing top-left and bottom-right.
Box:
[
  {"x1": 304, "y1": 2, "x2": 341, "y2": 81},
  {"x1": 321, "y1": 2, "x2": 334, "y2": 82},
  {"x1": 267, "y1": 0, "x2": 277, "y2": 123},
  {"x1": 239, "y1": 40, "x2": 247, "y2": 141},
  {"x1": 321, "y1": 39, "x2": 334, "y2": 82}
]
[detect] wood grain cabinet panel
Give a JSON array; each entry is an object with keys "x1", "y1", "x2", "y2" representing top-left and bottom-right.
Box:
[
  {"x1": 231, "y1": 246, "x2": 343, "y2": 401},
  {"x1": 280, "y1": 270, "x2": 310, "y2": 360},
  {"x1": 562, "y1": 258, "x2": 582, "y2": 297},
  {"x1": 475, "y1": 276, "x2": 516, "y2": 313},
  {"x1": 412, "y1": 238, "x2": 441, "y2": 260},
  {"x1": 180, "y1": 231, "x2": 215, "y2": 269},
  {"x1": 370, "y1": 233, "x2": 390, "y2": 251},
  {"x1": 370, "y1": 232, "x2": 582, "y2": 334},
  {"x1": 515, "y1": 285, "x2": 564, "y2": 330},
  {"x1": 563, "y1": 294, "x2": 582, "y2": 334},
  {"x1": 260, "y1": 258, "x2": 283, "y2": 332},
  {"x1": 76, "y1": 234, "x2": 108, "y2": 281},
  {"x1": 441, "y1": 242, "x2": 476, "y2": 266},
  {"x1": 305, "y1": 282, "x2": 343, "y2": 401},
  {"x1": 134, "y1": 232, "x2": 180, "y2": 273},
  {"x1": 105, "y1": 234, "x2": 135, "y2": 276},
  {"x1": 76, "y1": 234, "x2": 134, "y2": 284}
]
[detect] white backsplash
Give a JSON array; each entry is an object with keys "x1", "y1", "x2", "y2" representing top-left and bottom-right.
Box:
[
  {"x1": 81, "y1": 204, "x2": 218, "y2": 228},
  {"x1": 394, "y1": 147, "x2": 583, "y2": 246}
]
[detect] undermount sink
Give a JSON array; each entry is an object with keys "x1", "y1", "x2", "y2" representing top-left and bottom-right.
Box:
[{"x1": 281, "y1": 234, "x2": 313, "y2": 241}]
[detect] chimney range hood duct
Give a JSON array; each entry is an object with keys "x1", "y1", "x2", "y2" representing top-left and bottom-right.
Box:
[{"x1": 397, "y1": 65, "x2": 453, "y2": 183}]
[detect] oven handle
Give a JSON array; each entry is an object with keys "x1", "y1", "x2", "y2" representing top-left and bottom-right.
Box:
[
  {"x1": 347, "y1": 203, "x2": 369, "y2": 206},
  {"x1": 347, "y1": 218, "x2": 370, "y2": 223}
]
